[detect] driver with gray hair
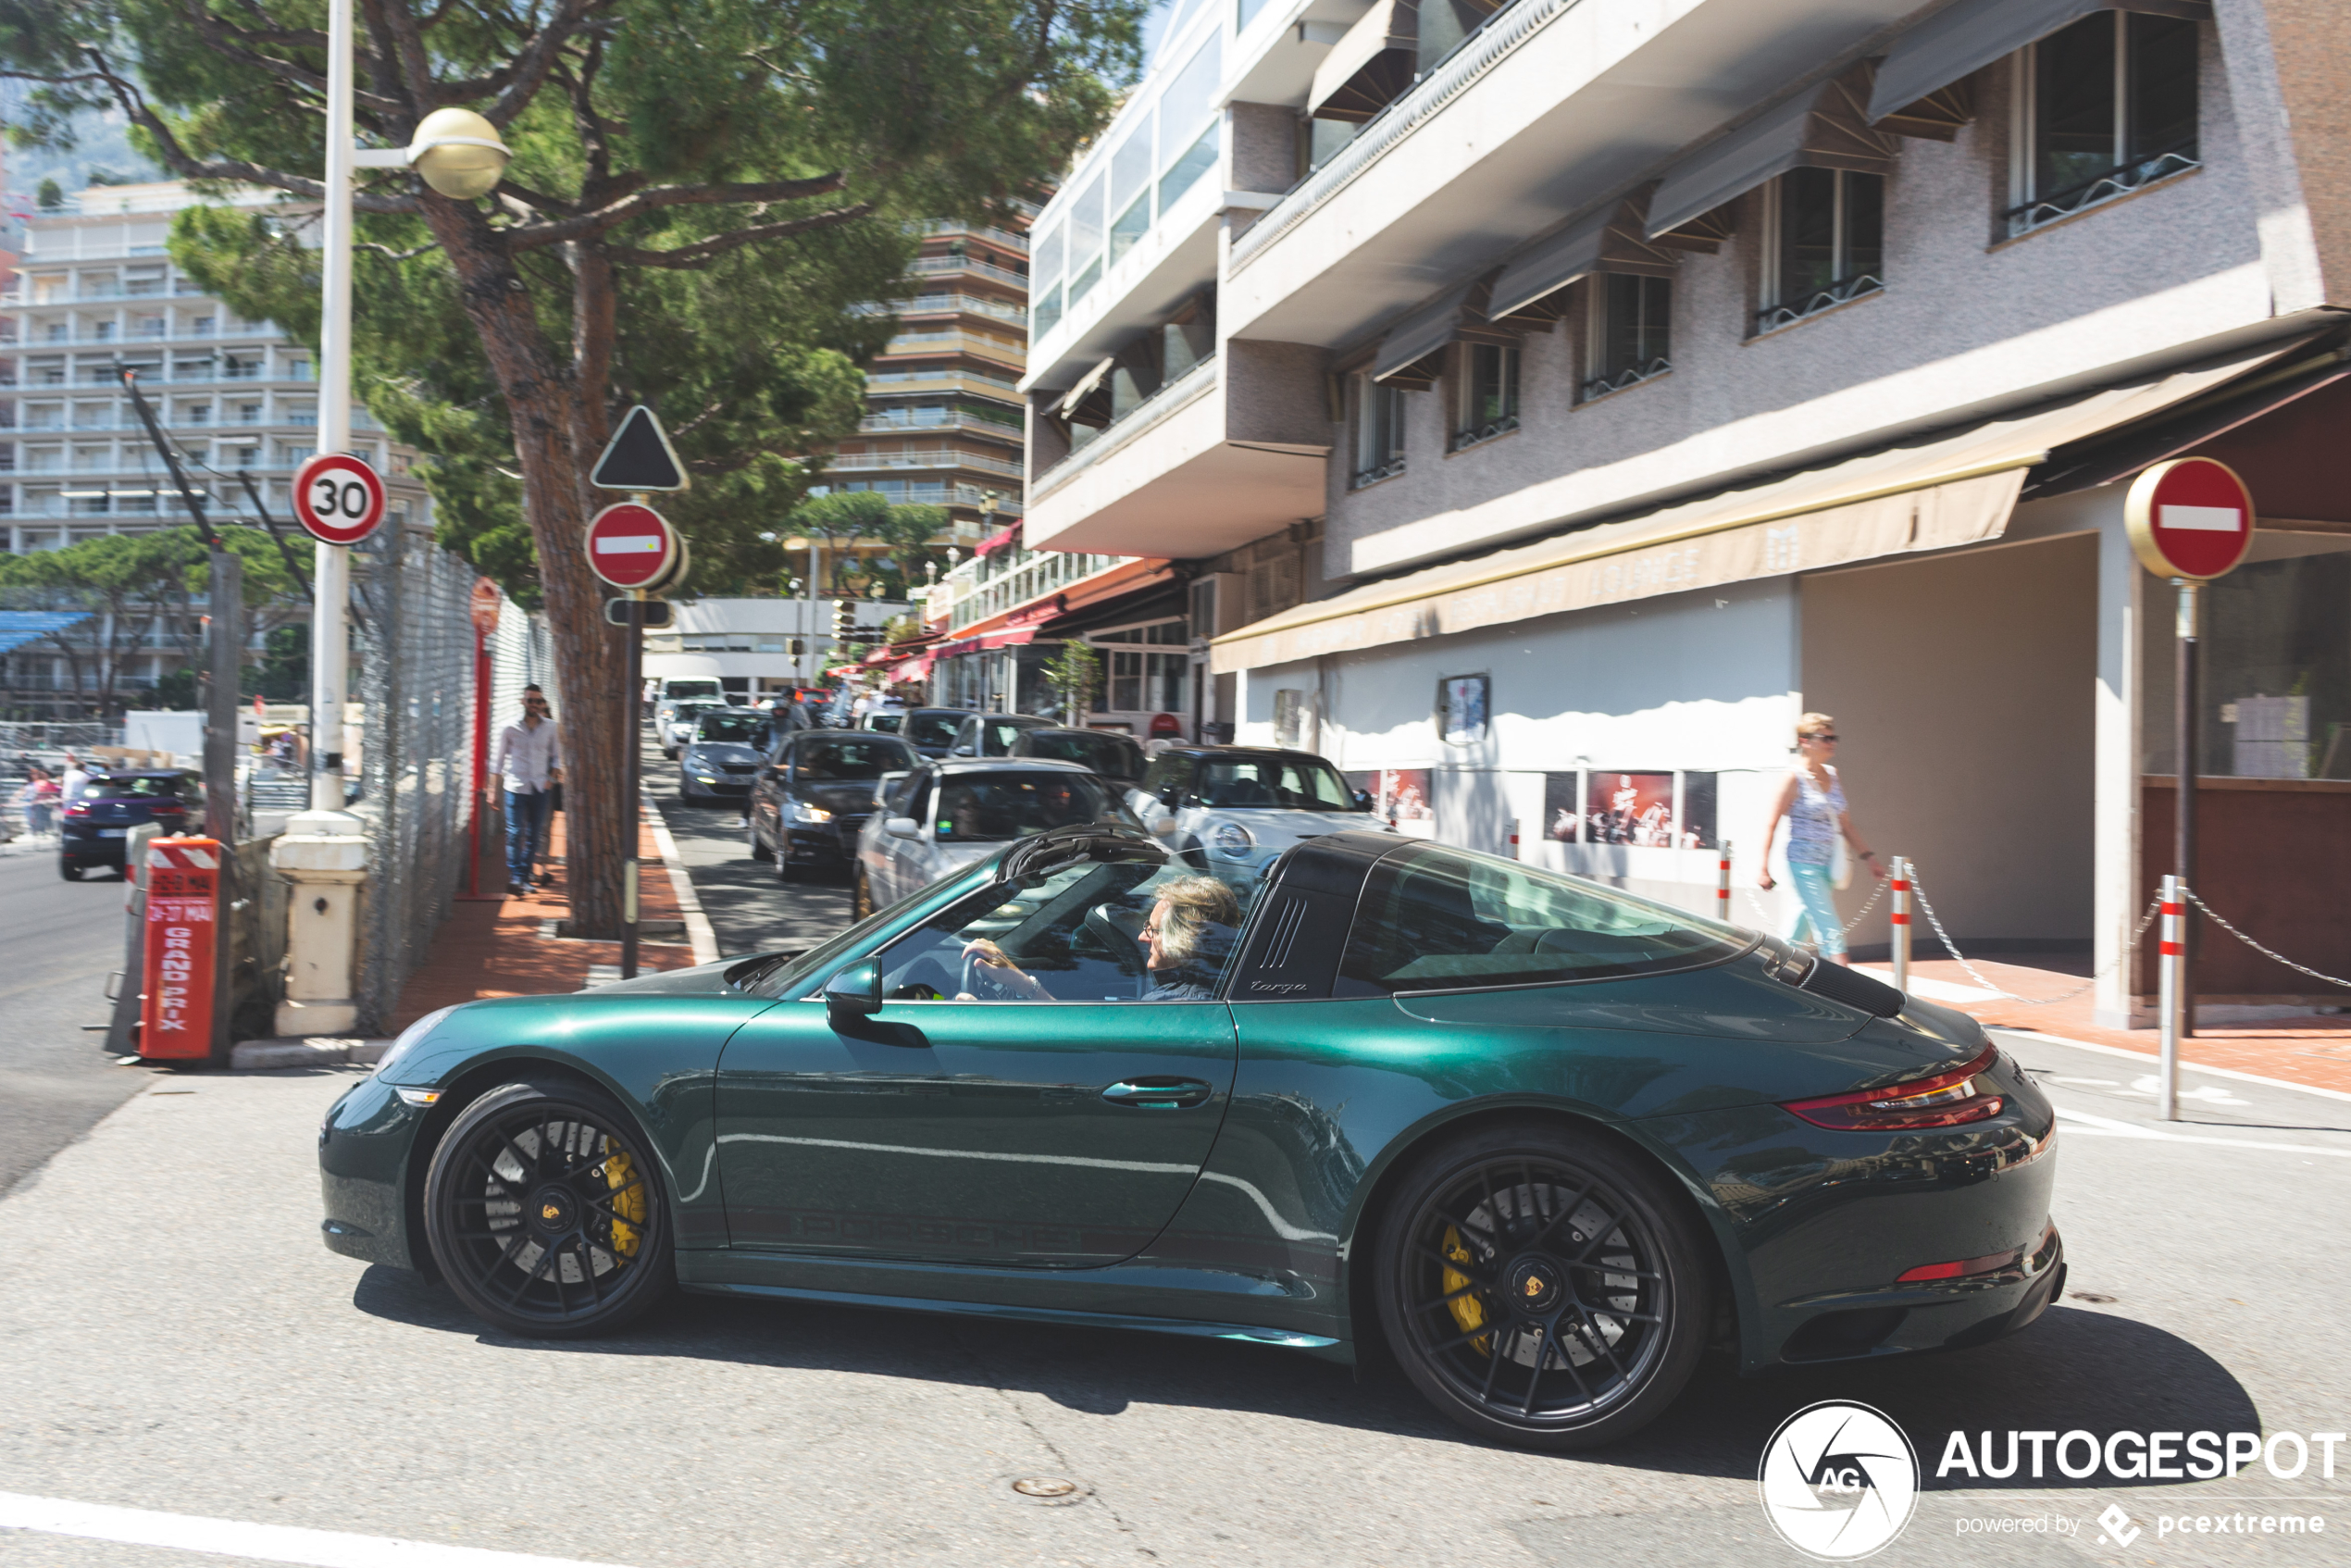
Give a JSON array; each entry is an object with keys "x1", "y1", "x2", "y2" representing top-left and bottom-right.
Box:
[{"x1": 962, "y1": 875, "x2": 1241, "y2": 1002}]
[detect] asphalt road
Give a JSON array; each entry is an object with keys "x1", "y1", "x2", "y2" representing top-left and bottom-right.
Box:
[
  {"x1": 0, "y1": 839, "x2": 147, "y2": 1198},
  {"x1": 642, "y1": 734, "x2": 852, "y2": 960},
  {"x1": 4, "y1": 772, "x2": 2348, "y2": 1566}
]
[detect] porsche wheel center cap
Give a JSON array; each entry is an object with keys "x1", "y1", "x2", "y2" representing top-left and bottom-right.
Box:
[
  {"x1": 531, "y1": 1188, "x2": 577, "y2": 1233},
  {"x1": 1508, "y1": 1258, "x2": 1562, "y2": 1313}
]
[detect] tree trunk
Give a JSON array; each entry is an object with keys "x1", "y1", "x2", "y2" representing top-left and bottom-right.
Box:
[{"x1": 422, "y1": 200, "x2": 635, "y2": 934}]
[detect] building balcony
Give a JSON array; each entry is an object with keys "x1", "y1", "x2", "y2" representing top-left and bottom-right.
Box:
[
  {"x1": 828, "y1": 447, "x2": 1026, "y2": 479},
  {"x1": 904, "y1": 255, "x2": 1029, "y2": 290},
  {"x1": 855, "y1": 408, "x2": 1025, "y2": 441},
  {"x1": 881, "y1": 330, "x2": 1027, "y2": 367},
  {"x1": 865, "y1": 367, "x2": 1024, "y2": 396},
  {"x1": 1023, "y1": 344, "x2": 1329, "y2": 559}
]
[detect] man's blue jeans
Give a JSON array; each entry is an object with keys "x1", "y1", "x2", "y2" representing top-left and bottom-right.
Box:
[{"x1": 504, "y1": 788, "x2": 552, "y2": 887}]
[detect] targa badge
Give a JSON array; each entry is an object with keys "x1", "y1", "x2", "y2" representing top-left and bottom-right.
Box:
[{"x1": 1759, "y1": 1400, "x2": 1920, "y2": 1560}]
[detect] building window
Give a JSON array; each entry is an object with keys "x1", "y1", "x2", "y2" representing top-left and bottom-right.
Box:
[
  {"x1": 1758, "y1": 169, "x2": 1885, "y2": 333},
  {"x1": 1452, "y1": 343, "x2": 1520, "y2": 450},
  {"x1": 2009, "y1": 12, "x2": 2198, "y2": 238},
  {"x1": 1350, "y1": 375, "x2": 1407, "y2": 488},
  {"x1": 1585, "y1": 275, "x2": 1671, "y2": 401}
]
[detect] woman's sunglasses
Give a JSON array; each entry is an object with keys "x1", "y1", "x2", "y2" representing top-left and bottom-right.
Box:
[{"x1": 1801, "y1": 732, "x2": 1837, "y2": 742}]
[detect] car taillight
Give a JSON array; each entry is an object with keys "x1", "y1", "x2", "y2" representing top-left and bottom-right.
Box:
[
  {"x1": 65, "y1": 802, "x2": 92, "y2": 817},
  {"x1": 1782, "y1": 1045, "x2": 2004, "y2": 1130}
]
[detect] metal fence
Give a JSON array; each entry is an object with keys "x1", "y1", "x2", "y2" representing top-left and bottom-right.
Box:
[{"x1": 349, "y1": 518, "x2": 480, "y2": 1033}]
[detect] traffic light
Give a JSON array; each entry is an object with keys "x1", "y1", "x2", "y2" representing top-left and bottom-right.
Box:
[
  {"x1": 788, "y1": 639, "x2": 804, "y2": 656},
  {"x1": 832, "y1": 598, "x2": 853, "y2": 644}
]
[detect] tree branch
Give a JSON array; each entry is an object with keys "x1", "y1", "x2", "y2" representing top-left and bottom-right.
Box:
[
  {"x1": 504, "y1": 174, "x2": 852, "y2": 250},
  {"x1": 603, "y1": 204, "x2": 876, "y2": 268}
]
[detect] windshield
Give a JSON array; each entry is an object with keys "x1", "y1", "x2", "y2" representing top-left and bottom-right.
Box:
[
  {"x1": 865, "y1": 713, "x2": 903, "y2": 733},
  {"x1": 1195, "y1": 755, "x2": 1354, "y2": 811},
  {"x1": 1337, "y1": 842, "x2": 1748, "y2": 994},
  {"x1": 83, "y1": 776, "x2": 191, "y2": 801},
  {"x1": 665, "y1": 681, "x2": 723, "y2": 702},
  {"x1": 936, "y1": 772, "x2": 1130, "y2": 841},
  {"x1": 693, "y1": 712, "x2": 766, "y2": 744},
  {"x1": 670, "y1": 702, "x2": 717, "y2": 725},
  {"x1": 793, "y1": 738, "x2": 915, "y2": 780},
  {"x1": 907, "y1": 712, "x2": 964, "y2": 748},
  {"x1": 1019, "y1": 731, "x2": 1142, "y2": 778}
]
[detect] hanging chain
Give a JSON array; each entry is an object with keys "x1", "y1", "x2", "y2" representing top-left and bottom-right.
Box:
[
  {"x1": 2183, "y1": 890, "x2": 2351, "y2": 991},
  {"x1": 1904, "y1": 867, "x2": 2159, "y2": 1004},
  {"x1": 1737, "y1": 864, "x2": 1890, "y2": 950}
]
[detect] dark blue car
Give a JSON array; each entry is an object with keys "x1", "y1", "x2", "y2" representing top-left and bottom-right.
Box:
[{"x1": 61, "y1": 770, "x2": 205, "y2": 880}]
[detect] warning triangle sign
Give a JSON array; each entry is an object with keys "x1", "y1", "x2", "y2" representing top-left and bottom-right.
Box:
[{"x1": 590, "y1": 404, "x2": 688, "y2": 492}]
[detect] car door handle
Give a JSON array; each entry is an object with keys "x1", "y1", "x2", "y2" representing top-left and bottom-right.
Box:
[{"x1": 1100, "y1": 1077, "x2": 1213, "y2": 1110}]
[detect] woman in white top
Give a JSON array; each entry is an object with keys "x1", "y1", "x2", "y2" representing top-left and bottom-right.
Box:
[{"x1": 1758, "y1": 712, "x2": 1884, "y2": 966}]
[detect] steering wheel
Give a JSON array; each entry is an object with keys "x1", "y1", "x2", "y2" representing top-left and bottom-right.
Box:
[
  {"x1": 959, "y1": 946, "x2": 1024, "y2": 1001},
  {"x1": 1084, "y1": 903, "x2": 1151, "y2": 998}
]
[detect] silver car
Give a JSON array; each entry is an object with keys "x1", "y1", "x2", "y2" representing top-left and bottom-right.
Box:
[
  {"x1": 1126, "y1": 746, "x2": 1387, "y2": 902},
  {"x1": 851, "y1": 756, "x2": 1139, "y2": 918}
]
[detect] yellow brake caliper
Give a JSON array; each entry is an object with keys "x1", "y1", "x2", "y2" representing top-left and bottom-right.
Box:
[
  {"x1": 1441, "y1": 1225, "x2": 1488, "y2": 1354},
  {"x1": 605, "y1": 1148, "x2": 646, "y2": 1259}
]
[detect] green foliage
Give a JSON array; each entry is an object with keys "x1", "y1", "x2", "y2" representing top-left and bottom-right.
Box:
[
  {"x1": 1044, "y1": 640, "x2": 1102, "y2": 722},
  {"x1": 35, "y1": 176, "x2": 62, "y2": 208}
]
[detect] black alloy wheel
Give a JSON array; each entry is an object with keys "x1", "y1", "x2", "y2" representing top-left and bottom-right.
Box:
[
  {"x1": 745, "y1": 812, "x2": 773, "y2": 861},
  {"x1": 1375, "y1": 1122, "x2": 1709, "y2": 1450},
  {"x1": 423, "y1": 1078, "x2": 674, "y2": 1338}
]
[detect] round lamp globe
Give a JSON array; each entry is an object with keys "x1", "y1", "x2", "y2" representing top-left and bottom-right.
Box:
[{"x1": 409, "y1": 107, "x2": 510, "y2": 200}]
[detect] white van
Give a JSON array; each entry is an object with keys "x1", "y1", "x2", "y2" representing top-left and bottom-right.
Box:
[{"x1": 653, "y1": 677, "x2": 725, "y2": 735}]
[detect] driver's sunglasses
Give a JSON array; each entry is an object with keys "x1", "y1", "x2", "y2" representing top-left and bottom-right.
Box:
[{"x1": 1802, "y1": 732, "x2": 1837, "y2": 742}]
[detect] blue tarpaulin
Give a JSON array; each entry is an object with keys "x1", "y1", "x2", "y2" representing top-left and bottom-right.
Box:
[{"x1": 0, "y1": 611, "x2": 93, "y2": 655}]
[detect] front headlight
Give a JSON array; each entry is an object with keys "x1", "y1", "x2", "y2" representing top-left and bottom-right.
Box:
[
  {"x1": 697, "y1": 774, "x2": 722, "y2": 783},
  {"x1": 791, "y1": 802, "x2": 834, "y2": 824},
  {"x1": 1213, "y1": 822, "x2": 1254, "y2": 855},
  {"x1": 373, "y1": 1004, "x2": 456, "y2": 1081}
]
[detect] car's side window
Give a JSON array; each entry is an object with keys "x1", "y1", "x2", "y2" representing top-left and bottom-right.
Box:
[{"x1": 877, "y1": 857, "x2": 1246, "y2": 1003}]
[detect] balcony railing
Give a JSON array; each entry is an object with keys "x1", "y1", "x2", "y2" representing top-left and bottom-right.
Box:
[
  {"x1": 856, "y1": 408, "x2": 1024, "y2": 437},
  {"x1": 2004, "y1": 144, "x2": 2199, "y2": 238},
  {"x1": 828, "y1": 447, "x2": 1026, "y2": 479},
  {"x1": 905, "y1": 255, "x2": 1029, "y2": 289},
  {"x1": 866, "y1": 366, "x2": 1023, "y2": 391}
]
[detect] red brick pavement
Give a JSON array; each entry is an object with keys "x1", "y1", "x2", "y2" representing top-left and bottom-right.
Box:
[
  {"x1": 385, "y1": 803, "x2": 693, "y2": 1032},
  {"x1": 1857, "y1": 956, "x2": 2351, "y2": 1096}
]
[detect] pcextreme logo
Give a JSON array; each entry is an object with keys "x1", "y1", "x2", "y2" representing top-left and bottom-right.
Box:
[{"x1": 1759, "y1": 1401, "x2": 1922, "y2": 1561}]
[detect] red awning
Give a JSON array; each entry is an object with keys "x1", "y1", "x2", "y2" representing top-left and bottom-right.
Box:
[
  {"x1": 927, "y1": 625, "x2": 1041, "y2": 661},
  {"x1": 976, "y1": 521, "x2": 1023, "y2": 557}
]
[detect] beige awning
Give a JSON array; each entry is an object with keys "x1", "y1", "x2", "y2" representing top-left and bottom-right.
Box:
[
  {"x1": 1211, "y1": 342, "x2": 2301, "y2": 674},
  {"x1": 1309, "y1": 0, "x2": 1418, "y2": 124}
]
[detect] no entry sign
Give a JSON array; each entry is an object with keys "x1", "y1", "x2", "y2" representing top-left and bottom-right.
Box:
[
  {"x1": 2126, "y1": 457, "x2": 2255, "y2": 581},
  {"x1": 292, "y1": 454, "x2": 388, "y2": 546},
  {"x1": 585, "y1": 502, "x2": 678, "y2": 591}
]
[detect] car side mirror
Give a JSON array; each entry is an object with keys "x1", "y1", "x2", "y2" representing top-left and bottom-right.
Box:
[
  {"x1": 952, "y1": 744, "x2": 973, "y2": 756},
  {"x1": 824, "y1": 959, "x2": 882, "y2": 1023},
  {"x1": 886, "y1": 815, "x2": 921, "y2": 839},
  {"x1": 1158, "y1": 786, "x2": 1182, "y2": 810},
  {"x1": 1352, "y1": 790, "x2": 1376, "y2": 811}
]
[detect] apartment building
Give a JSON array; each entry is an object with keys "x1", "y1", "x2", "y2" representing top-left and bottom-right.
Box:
[
  {"x1": 1018, "y1": 0, "x2": 2351, "y2": 1021},
  {"x1": 2, "y1": 182, "x2": 433, "y2": 704}
]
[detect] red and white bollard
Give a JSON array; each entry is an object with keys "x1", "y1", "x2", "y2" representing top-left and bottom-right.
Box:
[
  {"x1": 1509, "y1": 819, "x2": 1521, "y2": 860},
  {"x1": 1716, "y1": 840, "x2": 1733, "y2": 921},
  {"x1": 1888, "y1": 856, "x2": 1911, "y2": 993},
  {"x1": 2158, "y1": 873, "x2": 2183, "y2": 1121}
]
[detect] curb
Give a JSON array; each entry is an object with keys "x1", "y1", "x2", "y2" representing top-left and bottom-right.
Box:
[{"x1": 230, "y1": 1037, "x2": 394, "y2": 1071}]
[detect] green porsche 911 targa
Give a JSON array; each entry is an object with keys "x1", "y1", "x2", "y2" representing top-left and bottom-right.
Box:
[{"x1": 319, "y1": 823, "x2": 2061, "y2": 1449}]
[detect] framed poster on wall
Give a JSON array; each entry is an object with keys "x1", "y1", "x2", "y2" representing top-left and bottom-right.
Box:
[
  {"x1": 1346, "y1": 768, "x2": 1437, "y2": 837},
  {"x1": 1579, "y1": 770, "x2": 1720, "y2": 848},
  {"x1": 1542, "y1": 771, "x2": 1582, "y2": 841},
  {"x1": 1437, "y1": 674, "x2": 1489, "y2": 746}
]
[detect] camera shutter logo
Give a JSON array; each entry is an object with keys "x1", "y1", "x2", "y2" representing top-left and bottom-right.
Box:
[{"x1": 1758, "y1": 1400, "x2": 1920, "y2": 1560}]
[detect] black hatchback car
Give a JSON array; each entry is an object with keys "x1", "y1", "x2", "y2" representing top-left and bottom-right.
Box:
[
  {"x1": 745, "y1": 730, "x2": 919, "y2": 882},
  {"x1": 61, "y1": 770, "x2": 205, "y2": 879}
]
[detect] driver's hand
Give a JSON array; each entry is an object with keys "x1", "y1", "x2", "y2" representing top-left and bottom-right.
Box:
[{"x1": 964, "y1": 940, "x2": 1044, "y2": 999}]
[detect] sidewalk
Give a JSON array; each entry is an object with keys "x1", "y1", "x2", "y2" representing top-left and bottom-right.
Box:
[
  {"x1": 1857, "y1": 955, "x2": 2351, "y2": 1096},
  {"x1": 383, "y1": 798, "x2": 707, "y2": 1032}
]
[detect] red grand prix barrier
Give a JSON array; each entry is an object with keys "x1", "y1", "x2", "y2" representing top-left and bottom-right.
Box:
[{"x1": 140, "y1": 836, "x2": 221, "y2": 1060}]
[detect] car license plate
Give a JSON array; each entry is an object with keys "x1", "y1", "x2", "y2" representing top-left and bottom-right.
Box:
[{"x1": 98, "y1": 828, "x2": 128, "y2": 838}]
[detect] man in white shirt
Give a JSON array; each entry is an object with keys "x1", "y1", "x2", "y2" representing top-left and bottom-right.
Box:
[
  {"x1": 492, "y1": 692, "x2": 562, "y2": 897},
  {"x1": 59, "y1": 753, "x2": 90, "y2": 806}
]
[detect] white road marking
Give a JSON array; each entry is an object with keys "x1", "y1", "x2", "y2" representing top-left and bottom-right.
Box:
[
  {"x1": 1995, "y1": 1027, "x2": 2351, "y2": 1105},
  {"x1": 0, "y1": 1492, "x2": 636, "y2": 1568},
  {"x1": 2051, "y1": 1105, "x2": 2351, "y2": 1158}
]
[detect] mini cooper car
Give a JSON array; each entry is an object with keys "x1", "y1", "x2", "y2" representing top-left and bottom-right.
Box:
[
  {"x1": 322, "y1": 825, "x2": 2062, "y2": 1450},
  {"x1": 60, "y1": 769, "x2": 205, "y2": 878},
  {"x1": 1129, "y1": 746, "x2": 1386, "y2": 899},
  {"x1": 851, "y1": 757, "x2": 1137, "y2": 915},
  {"x1": 746, "y1": 730, "x2": 920, "y2": 881},
  {"x1": 674, "y1": 708, "x2": 771, "y2": 804}
]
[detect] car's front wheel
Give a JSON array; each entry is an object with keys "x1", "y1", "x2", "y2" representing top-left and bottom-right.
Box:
[
  {"x1": 1375, "y1": 1121, "x2": 1709, "y2": 1450},
  {"x1": 745, "y1": 813, "x2": 772, "y2": 861},
  {"x1": 773, "y1": 830, "x2": 797, "y2": 883},
  {"x1": 422, "y1": 1078, "x2": 675, "y2": 1338}
]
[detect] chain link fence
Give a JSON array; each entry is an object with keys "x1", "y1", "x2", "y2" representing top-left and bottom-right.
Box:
[{"x1": 349, "y1": 519, "x2": 481, "y2": 1034}]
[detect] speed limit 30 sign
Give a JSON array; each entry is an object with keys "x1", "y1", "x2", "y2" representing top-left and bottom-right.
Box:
[{"x1": 293, "y1": 454, "x2": 388, "y2": 546}]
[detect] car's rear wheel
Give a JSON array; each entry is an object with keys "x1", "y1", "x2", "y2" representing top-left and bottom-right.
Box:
[
  {"x1": 746, "y1": 814, "x2": 772, "y2": 861},
  {"x1": 422, "y1": 1078, "x2": 674, "y2": 1338},
  {"x1": 1375, "y1": 1122, "x2": 1708, "y2": 1450},
  {"x1": 58, "y1": 859, "x2": 81, "y2": 882}
]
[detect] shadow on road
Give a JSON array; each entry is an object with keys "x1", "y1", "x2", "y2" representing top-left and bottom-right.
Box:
[{"x1": 352, "y1": 1267, "x2": 2254, "y2": 1483}]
